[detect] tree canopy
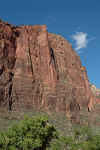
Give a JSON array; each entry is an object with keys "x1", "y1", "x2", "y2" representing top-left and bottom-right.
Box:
[{"x1": 0, "y1": 115, "x2": 58, "y2": 150}]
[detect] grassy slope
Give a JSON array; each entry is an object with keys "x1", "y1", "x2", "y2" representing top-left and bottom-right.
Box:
[{"x1": 1, "y1": 106, "x2": 100, "y2": 136}]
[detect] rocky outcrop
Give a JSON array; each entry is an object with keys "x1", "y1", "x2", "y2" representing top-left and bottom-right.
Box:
[
  {"x1": 89, "y1": 83, "x2": 100, "y2": 104},
  {"x1": 0, "y1": 21, "x2": 99, "y2": 121},
  {"x1": 89, "y1": 83, "x2": 100, "y2": 97}
]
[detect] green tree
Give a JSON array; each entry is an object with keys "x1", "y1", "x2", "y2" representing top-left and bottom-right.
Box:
[
  {"x1": 49, "y1": 136, "x2": 72, "y2": 150},
  {"x1": 70, "y1": 125, "x2": 100, "y2": 150},
  {"x1": 0, "y1": 115, "x2": 59, "y2": 150}
]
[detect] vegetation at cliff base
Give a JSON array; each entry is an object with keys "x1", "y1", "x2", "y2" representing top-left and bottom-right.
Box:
[
  {"x1": 0, "y1": 115, "x2": 59, "y2": 150},
  {"x1": 0, "y1": 115, "x2": 100, "y2": 150}
]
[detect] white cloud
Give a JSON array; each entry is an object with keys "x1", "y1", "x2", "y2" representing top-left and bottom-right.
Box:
[
  {"x1": 47, "y1": 16, "x2": 56, "y2": 24},
  {"x1": 76, "y1": 50, "x2": 83, "y2": 54},
  {"x1": 71, "y1": 31, "x2": 95, "y2": 53},
  {"x1": 88, "y1": 37, "x2": 96, "y2": 41},
  {"x1": 72, "y1": 31, "x2": 88, "y2": 50},
  {"x1": 77, "y1": 25, "x2": 81, "y2": 29}
]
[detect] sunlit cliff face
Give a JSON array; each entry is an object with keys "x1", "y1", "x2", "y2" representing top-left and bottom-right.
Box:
[{"x1": 0, "y1": 21, "x2": 99, "y2": 122}]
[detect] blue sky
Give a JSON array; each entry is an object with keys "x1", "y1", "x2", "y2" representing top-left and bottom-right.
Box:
[{"x1": 0, "y1": 0, "x2": 100, "y2": 88}]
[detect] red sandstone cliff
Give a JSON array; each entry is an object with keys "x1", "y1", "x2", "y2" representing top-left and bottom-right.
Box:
[{"x1": 0, "y1": 21, "x2": 99, "y2": 120}]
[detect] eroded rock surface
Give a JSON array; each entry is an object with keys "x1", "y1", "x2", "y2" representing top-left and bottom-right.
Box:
[
  {"x1": 89, "y1": 83, "x2": 100, "y2": 104},
  {"x1": 0, "y1": 21, "x2": 100, "y2": 121}
]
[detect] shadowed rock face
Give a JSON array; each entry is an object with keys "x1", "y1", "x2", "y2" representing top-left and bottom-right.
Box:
[{"x1": 0, "y1": 21, "x2": 99, "y2": 121}]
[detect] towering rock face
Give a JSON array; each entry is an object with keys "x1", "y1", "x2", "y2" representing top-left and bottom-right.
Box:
[{"x1": 0, "y1": 21, "x2": 99, "y2": 120}]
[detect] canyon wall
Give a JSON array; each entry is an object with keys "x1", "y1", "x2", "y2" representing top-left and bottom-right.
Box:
[{"x1": 0, "y1": 21, "x2": 99, "y2": 120}]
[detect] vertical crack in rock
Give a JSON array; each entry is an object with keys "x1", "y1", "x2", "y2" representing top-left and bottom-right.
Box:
[
  {"x1": 0, "y1": 66, "x2": 4, "y2": 75},
  {"x1": 9, "y1": 84, "x2": 12, "y2": 111},
  {"x1": 78, "y1": 103, "x2": 80, "y2": 110},
  {"x1": 29, "y1": 49, "x2": 34, "y2": 81},
  {"x1": 26, "y1": 27, "x2": 35, "y2": 82},
  {"x1": 50, "y1": 47, "x2": 59, "y2": 80},
  {"x1": 50, "y1": 47, "x2": 56, "y2": 68},
  {"x1": 8, "y1": 71, "x2": 15, "y2": 110},
  {"x1": 28, "y1": 48, "x2": 35, "y2": 82},
  {"x1": 4, "y1": 71, "x2": 14, "y2": 110},
  {"x1": 0, "y1": 88, "x2": 5, "y2": 106}
]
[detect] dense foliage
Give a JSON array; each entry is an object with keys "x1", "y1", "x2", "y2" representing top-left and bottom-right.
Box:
[
  {"x1": 49, "y1": 125, "x2": 100, "y2": 150},
  {"x1": 1, "y1": 115, "x2": 100, "y2": 150},
  {"x1": 0, "y1": 116, "x2": 58, "y2": 150}
]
